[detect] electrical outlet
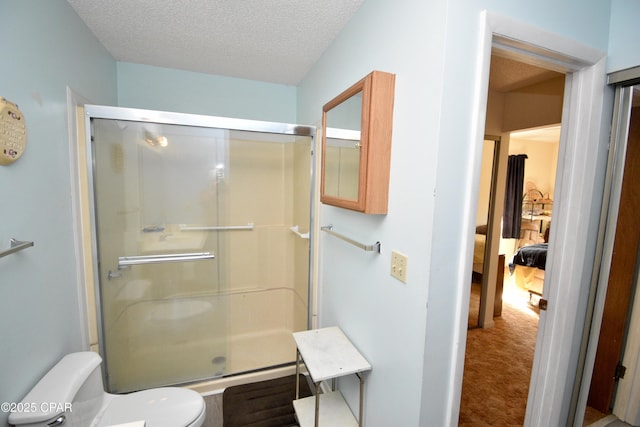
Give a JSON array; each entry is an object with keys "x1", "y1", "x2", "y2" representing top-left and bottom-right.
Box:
[{"x1": 391, "y1": 250, "x2": 408, "y2": 283}]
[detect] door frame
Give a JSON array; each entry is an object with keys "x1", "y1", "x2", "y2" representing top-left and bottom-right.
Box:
[
  {"x1": 457, "y1": 11, "x2": 610, "y2": 426},
  {"x1": 66, "y1": 87, "x2": 95, "y2": 352},
  {"x1": 576, "y1": 75, "x2": 640, "y2": 424},
  {"x1": 476, "y1": 135, "x2": 502, "y2": 329}
]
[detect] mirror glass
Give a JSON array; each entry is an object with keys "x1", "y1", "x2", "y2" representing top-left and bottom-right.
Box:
[{"x1": 323, "y1": 91, "x2": 363, "y2": 201}]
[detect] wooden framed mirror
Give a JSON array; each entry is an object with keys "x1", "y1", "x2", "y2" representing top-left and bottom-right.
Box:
[{"x1": 320, "y1": 70, "x2": 395, "y2": 214}]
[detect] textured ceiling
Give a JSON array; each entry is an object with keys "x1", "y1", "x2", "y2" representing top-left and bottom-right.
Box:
[
  {"x1": 490, "y1": 55, "x2": 564, "y2": 143},
  {"x1": 68, "y1": 1, "x2": 562, "y2": 90},
  {"x1": 489, "y1": 55, "x2": 563, "y2": 93},
  {"x1": 67, "y1": 0, "x2": 366, "y2": 85}
]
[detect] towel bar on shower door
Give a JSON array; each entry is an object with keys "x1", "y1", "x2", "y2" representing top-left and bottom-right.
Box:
[
  {"x1": 179, "y1": 223, "x2": 254, "y2": 231},
  {"x1": 117, "y1": 252, "x2": 215, "y2": 268},
  {"x1": 109, "y1": 252, "x2": 215, "y2": 280}
]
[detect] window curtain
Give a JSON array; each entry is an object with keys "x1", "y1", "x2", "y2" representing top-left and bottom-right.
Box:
[{"x1": 502, "y1": 154, "x2": 528, "y2": 238}]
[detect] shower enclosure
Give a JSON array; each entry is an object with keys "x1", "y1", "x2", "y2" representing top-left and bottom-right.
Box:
[{"x1": 84, "y1": 105, "x2": 314, "y2": 393}]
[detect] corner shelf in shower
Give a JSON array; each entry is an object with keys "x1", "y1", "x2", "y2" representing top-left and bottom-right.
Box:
[
  {"x1": 290, "y1": 225, "x2": 310, "y2": 239},
  {"x1": 293, "y1": 326, "x2": 371, "y2": 427}
]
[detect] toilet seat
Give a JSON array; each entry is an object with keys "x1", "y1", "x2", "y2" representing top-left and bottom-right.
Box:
[{"x1": 97, "y1": 387, "x2": 205, "y2": 427}]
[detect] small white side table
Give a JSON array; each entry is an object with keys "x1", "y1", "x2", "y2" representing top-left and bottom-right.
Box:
[{"x1": 292, "y1": 326, "x2": 371, "y2": 427}]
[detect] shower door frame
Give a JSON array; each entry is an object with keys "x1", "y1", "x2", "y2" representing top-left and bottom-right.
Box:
[{"x1": 83, "y1": 104, "x2": 316, "y2": 389}]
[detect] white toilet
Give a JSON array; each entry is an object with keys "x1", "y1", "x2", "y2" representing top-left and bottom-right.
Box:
[{"x1": 8, "y1": 352, "x2": 206, "y2": 427}]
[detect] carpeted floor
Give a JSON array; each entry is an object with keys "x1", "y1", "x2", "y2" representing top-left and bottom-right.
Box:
[
  {"x1": 460, "y1": 280, "x2": 539, "y2": 426},
  {"x1": 222, "y1": 374, "x2": 312, "y2": 427}
]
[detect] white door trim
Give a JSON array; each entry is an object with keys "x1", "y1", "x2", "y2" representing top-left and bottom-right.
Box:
[
  {"x1": 460, "y1": 11, "x2": 610, "y2": 426},
  {"x1": 66, "y1": 86, "x2": 94, "y2": 351}
]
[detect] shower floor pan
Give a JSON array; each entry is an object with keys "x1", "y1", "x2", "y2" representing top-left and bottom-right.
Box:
[{"x1": 108, "y1": 327, "x2": 297, "y2": 393}]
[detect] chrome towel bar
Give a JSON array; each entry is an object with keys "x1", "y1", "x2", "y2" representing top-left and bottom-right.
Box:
[
  {"x1": 321, "y1": 225, "x2": 380, "y2": 253},
  {"x1": 118, "y1": 252, "x2": 215, "y2": 268},
  {"x1": 179, "y1": 223, "x2": 254, "y2": 231},
  {"x1": 0, "y1": 238, "x2": 34, "y2": 259}
]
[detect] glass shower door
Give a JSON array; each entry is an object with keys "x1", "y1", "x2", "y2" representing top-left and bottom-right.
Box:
[
  {"x1": 88, "y1": 107, "x2": 315, "y2": 394},
  {"x1": 92, "y1": 118, "x2": 230, "y2": 392}
]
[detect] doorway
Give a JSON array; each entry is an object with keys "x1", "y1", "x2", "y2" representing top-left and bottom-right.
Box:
[
  {"x1": 468, "y1": 136, "x2": 500, "y2": 330},
  {"x1": 461, "y1": 52, "x2": 564, "y2": 425},
  {"x1": 452, "y1": 12, "x2": 610, "y2": 427}
]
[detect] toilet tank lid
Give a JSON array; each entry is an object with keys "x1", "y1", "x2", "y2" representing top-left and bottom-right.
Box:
[{"x1": 8, "y1": 352, "x2": 102, "y2": 425}]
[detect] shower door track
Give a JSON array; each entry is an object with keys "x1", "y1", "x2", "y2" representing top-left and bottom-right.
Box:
[{"x1": 85, "y1": 105, "x2": 314, "y2": 136}]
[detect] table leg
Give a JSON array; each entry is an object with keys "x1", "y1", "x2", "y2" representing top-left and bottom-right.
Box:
[
  {"x1": 314, "y1": 382, "x2": 321, "y2": 427},
  {"x1": 296, "y1": 350, "x2": 300, "y2": 400},
  {"x1": 358, "y1": 373, "x2": 365, "y2": 426}
]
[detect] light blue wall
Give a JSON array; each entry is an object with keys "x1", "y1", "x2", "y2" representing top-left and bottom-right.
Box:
[
  {"x1": 0, "y1": 1, "x2": 117, "y2": 426},
  {"x1": 607, "y1": 0, "x2": 640, "y2": 73},
  {"x1": 117, "y1": 62, "x2": 298, "y2": 123},
  {"x1": 298, "y1": 0, "x2": 612, "y2": 425},
  {"x1": 298, "y1": 0, "x2": 446, "y2": 424}
]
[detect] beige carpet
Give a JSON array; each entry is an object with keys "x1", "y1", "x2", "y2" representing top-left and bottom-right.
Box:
[{"x1": 460, "y1": 280, "x2": 539, "y2": 426}]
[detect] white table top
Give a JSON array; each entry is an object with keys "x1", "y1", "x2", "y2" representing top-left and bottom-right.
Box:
[{"x1": 293, "y1": 326, "x2": 371, "y2": 382}]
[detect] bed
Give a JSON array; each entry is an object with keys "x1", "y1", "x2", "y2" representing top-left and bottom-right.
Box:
[
  {"x1": 509, "y1": 243, "x2": 548, "y2": 297},
  {"x1": 473, "y1": 225, "x2": 487, "y2": 276}
]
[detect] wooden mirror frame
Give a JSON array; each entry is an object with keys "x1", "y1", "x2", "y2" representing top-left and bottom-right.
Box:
[{"x1": 320, "y1": 70, "x2": 395, "y2": 214}]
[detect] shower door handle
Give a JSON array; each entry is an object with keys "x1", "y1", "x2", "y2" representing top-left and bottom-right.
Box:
[{"x1": 118, "y1": 252, "x2": 215, "y2": 269}]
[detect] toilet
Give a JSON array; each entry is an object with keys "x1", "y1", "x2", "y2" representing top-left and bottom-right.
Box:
[{"x1": 8, "y1": 352, "x2": 206, "y2": 427}]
